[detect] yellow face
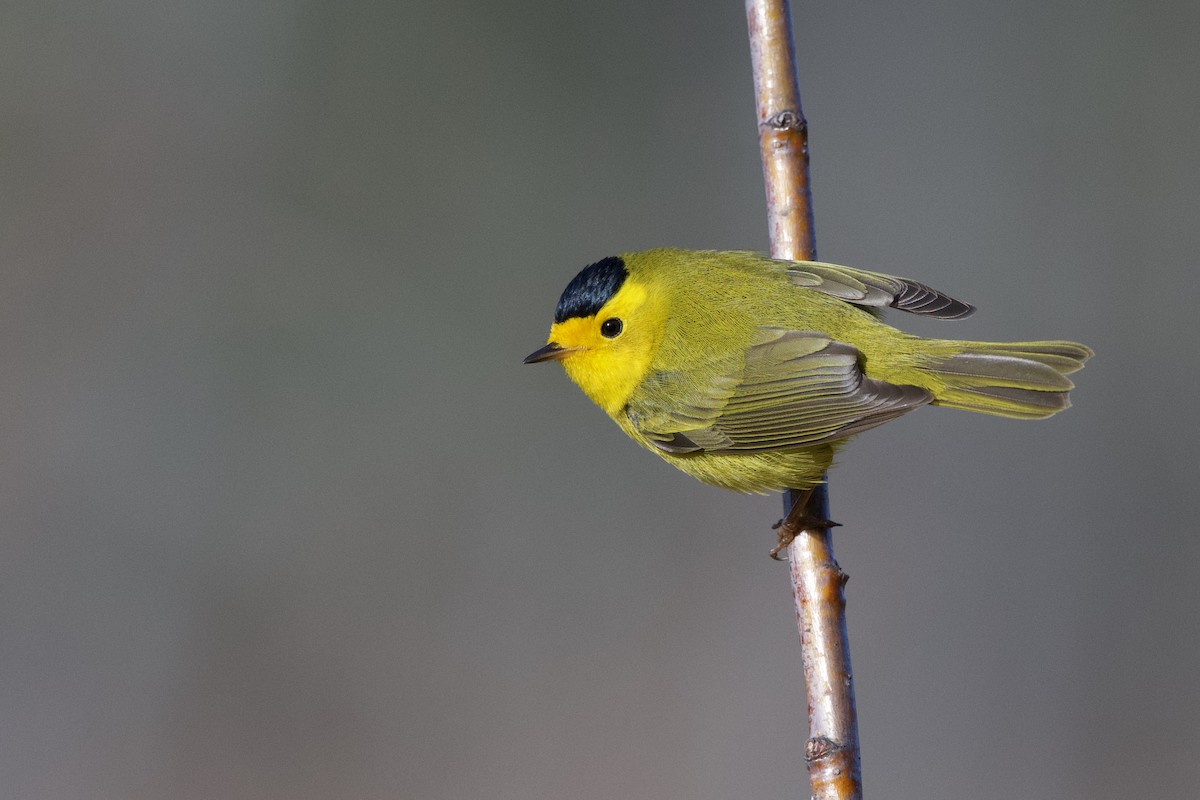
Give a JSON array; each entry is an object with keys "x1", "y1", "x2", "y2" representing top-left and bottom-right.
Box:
[{"x1": 536, "y1": 280, "x2": 662, "y2": 415}]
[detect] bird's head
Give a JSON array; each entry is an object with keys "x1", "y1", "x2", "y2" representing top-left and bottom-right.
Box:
[{"x1": 524, "y1": 255, "x2": 662, "y2": 414}]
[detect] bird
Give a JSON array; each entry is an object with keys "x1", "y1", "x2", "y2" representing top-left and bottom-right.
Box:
[{"x1": 525, "y1": 249, "x2": 1091, "y2": 552}]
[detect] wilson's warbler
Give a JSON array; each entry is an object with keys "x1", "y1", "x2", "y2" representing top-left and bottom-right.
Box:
[{"x1": 525, "y1": 249, "x2": 1091, "y2": 497}]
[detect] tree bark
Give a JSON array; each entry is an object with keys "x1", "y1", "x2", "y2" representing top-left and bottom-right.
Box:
[{"x1": 745, "y1": 2, "x2": 863, "y2": 798}]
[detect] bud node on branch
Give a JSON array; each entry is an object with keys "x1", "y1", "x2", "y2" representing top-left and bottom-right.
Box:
[{"x1": 764, "y1": 109, "x2": 807, "y2": 132}]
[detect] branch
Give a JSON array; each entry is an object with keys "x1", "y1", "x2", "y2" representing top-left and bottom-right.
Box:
[{"x1": 745, "y1": 2, "x2": 863, "y2": 798}]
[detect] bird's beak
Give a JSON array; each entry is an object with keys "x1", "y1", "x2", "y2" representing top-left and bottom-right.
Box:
[{"x1": 523, "y1": 341, "x2": 579, "y2": 364}]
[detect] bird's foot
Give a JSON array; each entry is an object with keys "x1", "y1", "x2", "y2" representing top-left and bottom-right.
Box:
[{"x1": 769, "y1": 489, "x2": 841, "y2": 560}]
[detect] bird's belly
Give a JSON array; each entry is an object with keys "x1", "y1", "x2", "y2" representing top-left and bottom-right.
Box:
[{"x1": 654, "y1": 445, "x2": 836, "y2": 494}]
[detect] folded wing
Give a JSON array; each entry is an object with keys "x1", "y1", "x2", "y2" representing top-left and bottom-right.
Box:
[{"x1": 628, "y1": 327, "x2": 933, "y2": 454}]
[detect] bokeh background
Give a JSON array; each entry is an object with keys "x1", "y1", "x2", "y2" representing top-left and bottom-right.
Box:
[{"x1": 3, "y1": 1, "x2": 1197, "y2": 798}]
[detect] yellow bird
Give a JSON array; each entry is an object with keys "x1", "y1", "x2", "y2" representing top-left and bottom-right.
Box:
[{"x1": 525, "y1": 248, "x2": 1091, "y2": 504}]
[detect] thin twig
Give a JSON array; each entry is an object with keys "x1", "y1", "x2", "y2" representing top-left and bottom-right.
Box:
[{"x1": 745, "y1": 2, "x2": 863, "y2": 798}]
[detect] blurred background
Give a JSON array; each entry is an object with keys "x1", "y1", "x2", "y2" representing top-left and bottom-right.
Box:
[{"x1": 2, "y1": 1, "x2": 1197, "y2": 798}]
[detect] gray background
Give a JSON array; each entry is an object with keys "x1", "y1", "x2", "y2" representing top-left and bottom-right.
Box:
[{"x1": 3, "y1": 1, "x2": 1197, "y2": 798}]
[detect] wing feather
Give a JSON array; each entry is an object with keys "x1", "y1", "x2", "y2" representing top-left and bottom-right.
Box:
[
  {"x1": 629, "y1": 328, "x2": 933, "y2": 455},
  {"x1": 785, "y1": 262, "x2": 975, "y2": 319}
]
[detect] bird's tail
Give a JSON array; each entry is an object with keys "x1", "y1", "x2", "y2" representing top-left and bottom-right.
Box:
[{"x1": 917, "y1": 340, "x2": 1093, "y2": 419}]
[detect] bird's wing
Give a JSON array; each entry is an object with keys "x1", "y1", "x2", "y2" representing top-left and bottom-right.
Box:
[
  {"x1": 628, "y1": 327, "x2": 934, "y2": 454},
  {"x1": 785, "y1": 261, "x2": 976, "y2": 319}
]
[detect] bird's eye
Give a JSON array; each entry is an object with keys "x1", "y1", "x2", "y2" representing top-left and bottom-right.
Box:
[{"x1": 600, "y1": 317, "x2": 623, "y2": 338}]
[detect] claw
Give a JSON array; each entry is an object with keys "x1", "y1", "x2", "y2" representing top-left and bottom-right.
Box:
[
  {"x1": 769, "y1": 534, "x2": 791, "y2": 561},
  {"x1": 769, "y1": 488, "x2": 840, "y2": 560}
]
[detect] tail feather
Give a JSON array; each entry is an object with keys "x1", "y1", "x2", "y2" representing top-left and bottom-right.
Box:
[{"x1": 921, "y1": 341, "x2": 1093, "y2": 419}]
